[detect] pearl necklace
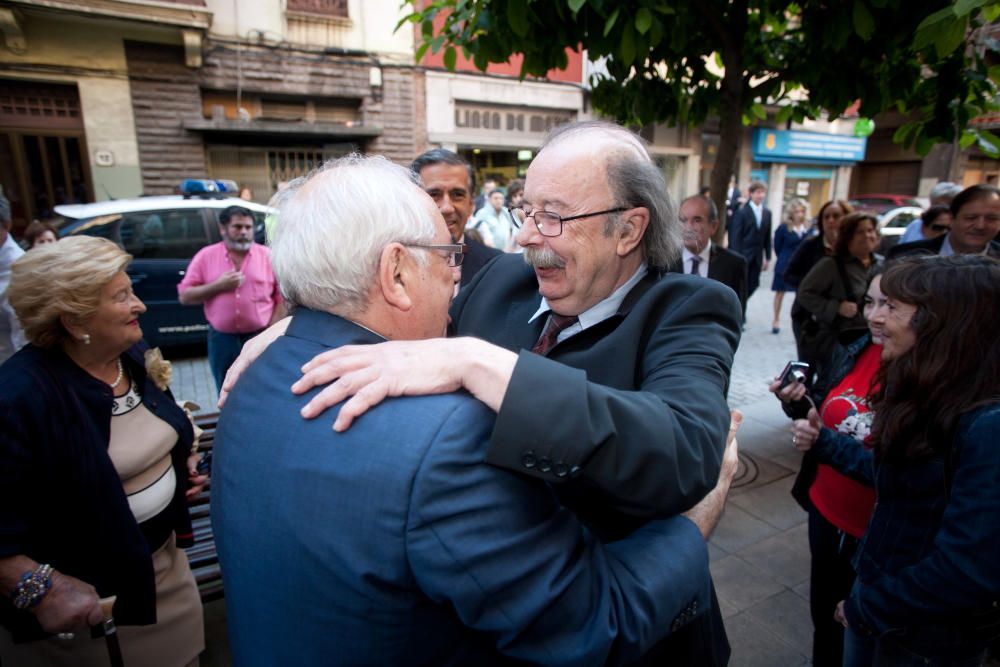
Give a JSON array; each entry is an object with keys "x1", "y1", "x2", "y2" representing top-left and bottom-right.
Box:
[{"x1": 109, "y1": 358, "x2": 125, "y2": 390}]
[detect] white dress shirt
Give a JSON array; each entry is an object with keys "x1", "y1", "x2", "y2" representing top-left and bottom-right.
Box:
[
  {"x1": 529, "y1": 263, "x2": 649, "y2": 344},
  {"x1": 681, "y1": 245, "x2": 711, "y2": 278}
]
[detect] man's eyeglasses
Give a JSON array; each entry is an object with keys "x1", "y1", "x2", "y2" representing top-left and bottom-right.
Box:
[
  {"x1": 507, "y1": 206, "x2": 628, "y2": 237},
  {"x1": 404, "y1": 243, "x2": 466, "y2": 267},
  {"x1": 929, "y1": 223, "x2": 950, "y2": 233}
]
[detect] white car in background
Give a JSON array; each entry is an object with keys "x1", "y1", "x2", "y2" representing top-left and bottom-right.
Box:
[
  {"x1": 877, "y1": 206, "x2": 924, "y2": 252},
  {"x1": 56, "y1": 182, "x2": 274, "y2": 348}
]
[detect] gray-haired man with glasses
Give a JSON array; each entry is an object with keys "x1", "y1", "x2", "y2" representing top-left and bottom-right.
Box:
[
  {"x1": 224, "y1": 121, "x2": 743, "y2": 666},
  {"x1": 214, "y1": 153, "x2": 736, "y2": 666}
]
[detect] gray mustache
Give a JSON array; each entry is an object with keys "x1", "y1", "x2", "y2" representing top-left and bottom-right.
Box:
[{"x1": 523, "y1": 247, "x2": 566, "y2": 270}]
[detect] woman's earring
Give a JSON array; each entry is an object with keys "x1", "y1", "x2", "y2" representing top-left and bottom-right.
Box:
[{"x1": 81, "y1": 334, "x2": 91, "y2": 345}]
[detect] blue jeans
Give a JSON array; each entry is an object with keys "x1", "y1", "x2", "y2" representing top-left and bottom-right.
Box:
[
  {"x1": 844, "y1": 626, "x2": 986, "y2": 666},
  {"x1": 207, "y1": 326, "x2": 262, "y2": 392}
]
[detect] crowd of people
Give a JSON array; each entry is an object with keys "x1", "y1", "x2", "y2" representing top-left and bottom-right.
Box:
[{"x1": 1, "y1": 122, "x2": 999, "y2": 667}]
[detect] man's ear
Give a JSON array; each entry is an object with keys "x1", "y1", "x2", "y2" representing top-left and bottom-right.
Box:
[
  {"x1": 617, "y1": 207, "x2": 650, "y2": 256},
  {"x1": 377, "y1": 243, "x2": 414, "y2": 312}
]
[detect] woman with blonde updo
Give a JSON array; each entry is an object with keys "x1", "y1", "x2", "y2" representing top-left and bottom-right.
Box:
[{"x1": 0, "y1": 236, "x2": 206, "y2": 666}]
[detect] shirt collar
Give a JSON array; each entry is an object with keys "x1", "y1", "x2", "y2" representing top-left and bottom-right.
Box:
[
  {"x1": 940, "y1": 233, "x2": 990, "y2": 257},
  {"x1": 529, "y1": 263, "x2": 649, "y2": 332},
  {"x1": 682, "y1": 244, "x2": 711, "y2": 265}
]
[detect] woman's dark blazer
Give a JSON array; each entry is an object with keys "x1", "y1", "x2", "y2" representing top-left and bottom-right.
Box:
[{"x1": 0, "y1": 341, "x2": 195, "y2": 642}]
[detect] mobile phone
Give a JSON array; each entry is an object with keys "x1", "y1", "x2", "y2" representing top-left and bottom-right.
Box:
[
  {"x1": 778, "y1": 361, "x2": 810, "y2": 390},
  {"x1": 196, "y1": 452, "x2": 212, "y2": 475}
]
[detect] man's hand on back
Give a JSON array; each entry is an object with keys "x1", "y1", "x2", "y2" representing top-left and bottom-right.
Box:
[
  {"x1": 294, "y1": 337, "x2": 518, "y2": 431},
  {"x1": 683, "y1": 410, "x2": 742, "y2": 540}
]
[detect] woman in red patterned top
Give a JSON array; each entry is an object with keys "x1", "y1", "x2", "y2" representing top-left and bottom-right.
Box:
[{"x1": 769, "y1": 264, "x2": 885, "y2": 667}]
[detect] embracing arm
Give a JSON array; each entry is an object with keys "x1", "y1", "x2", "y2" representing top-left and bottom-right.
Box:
[
  {"x1": 488, "y1": 282, "x2": 742, "y2": 517},
  {"x1": 406, "y1": 399, "x2": 718, "y2": 667},
  {"x1": 845, "y1": 407, "x2": 1000, "y2": 634}
]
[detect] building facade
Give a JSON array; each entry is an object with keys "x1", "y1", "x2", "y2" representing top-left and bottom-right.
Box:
[{"x1": 0, "y1": 0, "x2": 421, "y2": 232}]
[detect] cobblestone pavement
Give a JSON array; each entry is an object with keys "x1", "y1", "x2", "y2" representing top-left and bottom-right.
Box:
[{"x1": 187, "y1": 265, "x2": 815, "y2": 666}]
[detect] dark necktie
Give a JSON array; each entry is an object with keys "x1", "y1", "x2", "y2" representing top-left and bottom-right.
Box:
[
  {"x1": 690, "y1": 255, "x2": 702, "y2": 275},
  {"x1": 532, "y1": 313, "x2": 578, "y2": 355}
]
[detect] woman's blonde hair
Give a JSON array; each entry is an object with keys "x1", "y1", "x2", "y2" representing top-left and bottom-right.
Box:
[
  {"x1": 782, "y1": 198, "x2": 809, "y2": 229},
  {"x1": 8, "y1": 236, "x2": 131, "y2": 348}
]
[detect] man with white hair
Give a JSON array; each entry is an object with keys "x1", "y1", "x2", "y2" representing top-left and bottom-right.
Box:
[
  {"x1": 212, "y1": 154, "x2": 737, "y2": 666},
  {"x1": 224, "y1": 121, "x2": 743, "y2": 664}
]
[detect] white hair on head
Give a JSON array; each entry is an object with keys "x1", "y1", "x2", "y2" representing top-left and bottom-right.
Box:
[{"x1": 269, "y1": 153, "x2": 436, "y2": 315}]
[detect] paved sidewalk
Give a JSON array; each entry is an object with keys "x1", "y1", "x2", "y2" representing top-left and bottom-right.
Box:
[
  {"x1": 182, "y1": 266, "x2": 815, "y2": 666},
  {"x1": 714, "y1": 269, "x2": 812, "y2": 666}
]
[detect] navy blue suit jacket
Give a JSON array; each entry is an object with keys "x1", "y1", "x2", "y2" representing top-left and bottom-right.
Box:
[
  {"x1": 213, "y1": 308, "x2": 713, "y2": 666},
  {"x1": 729, "y1": 204, "x2": 773, "y2": 265}
]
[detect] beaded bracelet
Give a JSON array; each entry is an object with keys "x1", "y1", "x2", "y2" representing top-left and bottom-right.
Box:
[{"x1": 11, "y1": 563, "x2": 53, "y2": 610}]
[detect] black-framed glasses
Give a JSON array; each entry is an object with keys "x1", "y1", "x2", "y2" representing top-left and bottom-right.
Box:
[
  {"x1": 929, "y1": 223, "x2": 951, "y2": 233},
  {"x1": 404, "y1": 243, "x2": 466, "y2": 267},
  {"x1": 507, "y1": 206, "x2": 629, "y2": 237}
]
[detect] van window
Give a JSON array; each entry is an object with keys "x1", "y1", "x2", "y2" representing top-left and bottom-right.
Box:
[{"x1": 121, "y1": 209, "x2": 209, "y2": 260}]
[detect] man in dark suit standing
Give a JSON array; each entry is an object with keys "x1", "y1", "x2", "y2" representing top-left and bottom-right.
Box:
[
  {"x1": 411, "y1": 149, "x2": 502, "y2": 287},
  {"x1": 213, "y1": 154, "x2": 737, "y2": 666},
  {"x1": 888, "y1": 183, "x2": 1000, "y2": 261},
  {"x1": 672, "y1": 194, "x2": 749, "y2": 316},
  {"x1": 231, "y1": 121, "x2": 742, "y2": 666},
  {"x1": 728, "y1": 181, "x2": 772, "y2": 302}
]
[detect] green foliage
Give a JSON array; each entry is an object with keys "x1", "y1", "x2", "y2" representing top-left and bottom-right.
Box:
[{"x1": 402, "y1": 0, "x2": 1000, "y2": 158}]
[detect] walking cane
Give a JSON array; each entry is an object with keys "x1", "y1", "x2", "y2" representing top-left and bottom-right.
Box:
[{"x1": 98, "y1": 595, "x2": 125, "y2": 667}]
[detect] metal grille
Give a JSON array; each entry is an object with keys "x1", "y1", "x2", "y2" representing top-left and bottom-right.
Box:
[
  {"x1": 206, "y1": 146, "x2": 352, "y2": 203},
  {"x1": 286, "y1": 0, "x2": 348, "y2": 17}
]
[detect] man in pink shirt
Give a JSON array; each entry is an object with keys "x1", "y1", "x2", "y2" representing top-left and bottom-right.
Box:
[{"x1": 178, "y1": 206, "x2": 285, "y2": 390}]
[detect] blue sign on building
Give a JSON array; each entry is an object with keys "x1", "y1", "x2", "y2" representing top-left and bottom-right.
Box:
[{"x1": 753, "y1": 129, "x2": 867, "y2": 164}]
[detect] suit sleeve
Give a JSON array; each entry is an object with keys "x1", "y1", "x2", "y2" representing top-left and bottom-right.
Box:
[
  {"x1": 488, "y1": 279, "x2": 741, "y2": 517},
  {"x1": 764, "y1": 214, "x2": 773, "y2": 261},
  {"x1": 406, "y1": 399, "x2": 713, "y2": 667},
  {"x1": 734, "y1": 255, "x2": 749, "y2": 317},
  {"x1": 844, "y1": 409, "x2": 1000, "y2": 635},
  {"x1": 728, "y1": 209, "x2": 745, "y2": 254}
]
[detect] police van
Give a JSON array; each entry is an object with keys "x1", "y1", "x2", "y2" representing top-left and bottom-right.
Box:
[{"x1": 56, "y1": 180, "x2": 275, "y2": 348}]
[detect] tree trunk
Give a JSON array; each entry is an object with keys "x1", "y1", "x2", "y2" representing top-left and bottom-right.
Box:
[{"x1": 710, "y1": 17, "x2": 746, "y2": 246}]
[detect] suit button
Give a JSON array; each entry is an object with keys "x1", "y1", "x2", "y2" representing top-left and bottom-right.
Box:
[
  {"x1": 553, "y1": 463, "x2": 568, "y2": 477},
  {"x1": 521, "y1": 452, "x2": 537, "y2": 469},
  {"x1": 537, "y1": 458, "x2": 552, "y2": 473}
]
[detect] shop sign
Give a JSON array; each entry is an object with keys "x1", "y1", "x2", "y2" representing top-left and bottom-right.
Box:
[
  {"x1": 753, "y1": 129, "x2": 867, "y2": 164},
  {"x1": 454, "y1": 104, "x2": 575, "y2": 138}
]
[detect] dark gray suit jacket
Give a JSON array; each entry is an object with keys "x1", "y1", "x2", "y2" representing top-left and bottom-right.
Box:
[
  {"x1": 668, "y1": 245, "x2": 749, "y2": 316},
  {"x1": 449, "y1": 256, "x2": 742, "y2": 665}
]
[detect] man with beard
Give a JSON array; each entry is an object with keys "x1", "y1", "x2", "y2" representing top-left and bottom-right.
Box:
[
  {"x1": 179, "y1": 205, "x2": 284, "y2": 390},
  {"x1": 223, "y1": 121, "x2": 742, "y2": 665}
]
